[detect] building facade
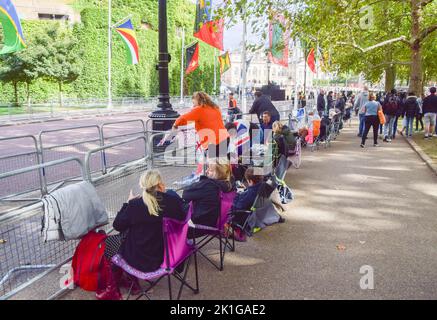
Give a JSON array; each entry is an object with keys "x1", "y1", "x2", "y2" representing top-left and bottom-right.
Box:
[
  {"x1": 13, "y1": 0, "x2": 80, "y2": 23},
  {"x1": 220, "y1": 44, "x2": 321, "y2": 99}
]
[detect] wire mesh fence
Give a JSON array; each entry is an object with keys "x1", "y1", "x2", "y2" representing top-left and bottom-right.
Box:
[
  {"x1": 0, "y1": 136, "x2": 43, "y2": 208},
  {"x1": 0, "y1": 158, "x2": 85, "y2": 299},
  {"x1": 39, "y1": 126, "x2": 104, "y2": 186}
]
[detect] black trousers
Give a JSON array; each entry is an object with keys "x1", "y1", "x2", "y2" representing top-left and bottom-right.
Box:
[
  {"x1": 361, "y1": 115, "x2": 379, "y2": 145},
  {"x1": 416, "y1": 114, "x2": 424, "y2": 131}
]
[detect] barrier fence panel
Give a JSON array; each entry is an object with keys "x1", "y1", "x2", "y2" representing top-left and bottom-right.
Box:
[
  {"x1": 0, "y1": 136, "x2": 44, "y2": 203},
  {"x1": 38, "y1": 125, "x2": 104, "y2": 186},
  {"x1": 85, "y1": 137, "x2": 149, "y2": 179},
  {"x1": 101, "y1": 119, "x2": 146, "y2": 145},
  {"x1": 0, "y1": 158, "x2": 85, "y2": 300}
]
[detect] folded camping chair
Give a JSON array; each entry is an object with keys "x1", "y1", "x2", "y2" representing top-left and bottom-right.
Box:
[
  {"x1": 189, "y1": 191, "x2": 236, "y2": 271},
  {"x1": 111, "y1": 210, "x2": 199, "y2": 300},
  {"x1": 273, "y1": 155, "x2": 294, "y2": 204},
  {"x1": 229, "y1": 179, "x2": 281, "y2": 247}
]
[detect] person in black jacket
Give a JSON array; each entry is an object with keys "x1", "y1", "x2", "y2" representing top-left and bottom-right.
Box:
[
  {"x1": 382, "y1": 89, "x2": 400, "y2": 142},
  {"x1": 402, "y1": 92, "x2": 420, "y2": 137},
  {"x1": 327, "y1": 91, "x2": 334, "y2": 110},
  {"x1": 423, "y1": 87, "x2": 437, "y2": 139},
  {"x1": 183, "y1": 162, "x2": 234, "y2": 237},
  {"x1": 317, "y1": 90, "x2": 326, "y2": 117},
  {"x1": 249, "y1": 91, "x2": 280, "y2": 123},
  {"x1": 97, "y1": 169, "x2": 187, "y2": 300}
]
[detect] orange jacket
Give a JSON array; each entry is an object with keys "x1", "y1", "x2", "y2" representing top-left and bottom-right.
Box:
[{"x1": 174, "y1": 105, "x2": 228, "y2": 148}]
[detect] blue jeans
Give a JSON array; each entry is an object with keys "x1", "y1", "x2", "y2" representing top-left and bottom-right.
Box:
[
  {"x1": 383, "y1": 114, "x2": 396, "y2": 139},
  {"x1": 358, "y1": 113, "x2": 366, "y2": 136},
  {"x1": 405, "y1": 116, "x2": 414, "y2": 136}
]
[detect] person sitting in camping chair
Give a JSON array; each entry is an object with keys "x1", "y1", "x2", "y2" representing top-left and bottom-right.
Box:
[{"x1": 229, "y1": 168, "x2": 285, "y2": 241}]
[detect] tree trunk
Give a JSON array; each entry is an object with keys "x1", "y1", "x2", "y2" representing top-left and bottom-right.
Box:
[
  {"x1": 408, "y1": 0, "x2": 423, "y2": 95},
  {"x1": 13, "y1": 82, "x2": 18, "y2": 106},
  {"x1": 26, "y1": 82, "x2": 31, "y2": 113},
  {"x1": 58, "y1": 81, "x2": 63, "y2": 108},
  {"x1": 385, "y1": 64, "x2": 396, "y2": 92}
]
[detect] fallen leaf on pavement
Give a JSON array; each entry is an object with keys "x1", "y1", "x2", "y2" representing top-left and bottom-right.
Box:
[
  {"x1": 359, "y1": 241, "x2": 366, "y2": 245},
  {"x1": 336, "y1": 244, "x2": 346, "y2": 251},
  {"x1": 0, "y1": 239, "x2": 7, "y2": 244}
]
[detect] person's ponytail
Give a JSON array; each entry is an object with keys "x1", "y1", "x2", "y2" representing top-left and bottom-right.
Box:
[{"x1": 139, "y1": 170, "x2": 163, "y2": 217}]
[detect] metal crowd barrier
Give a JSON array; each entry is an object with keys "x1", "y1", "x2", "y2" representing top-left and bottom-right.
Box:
[
  {"x1": 0, "y1": 158, "x2": 85, "y2": 300},
  {"x1": 0, "y1": 136, "x2": 44, "y2": 203}
]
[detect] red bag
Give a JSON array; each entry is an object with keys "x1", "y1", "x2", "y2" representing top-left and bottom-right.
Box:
[{"x1": 72, "y1": 230, "x2": 107, "y2": 291}]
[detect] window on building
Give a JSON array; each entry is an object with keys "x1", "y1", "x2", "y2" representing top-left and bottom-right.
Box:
[{"x1": 38, "y1": 14, "x2": 70, "y2": 21}]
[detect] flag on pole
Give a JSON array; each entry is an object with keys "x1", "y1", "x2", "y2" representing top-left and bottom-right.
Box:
[
  {"x1": 185, "y1": 42, "x2": 200, "y2": 74},
  {"x1": 194, "y1": 0, "x2": 224, "y2": 51},
  {"x1": 307, "y1": 48, "x2": 316, "y2": 73},
  {"x1": 319, "y1": 48, "x2": 330, "y2": 72},
  {"x1": 268, "y1": 14, "x2": 290, "y2": 67},
  {"x1": 0, "y1": 0, "x2": 26, "y2": 54},
  {"x1": 218, "y1": 51, "x2": 231, "y2": 74},
  {"x1": 115, "y1": 19, "x2": 140, "y2": 65}
]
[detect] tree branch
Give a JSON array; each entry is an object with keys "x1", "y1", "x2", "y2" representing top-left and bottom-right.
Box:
[
  {"x1": 417, "y1": 23, "x2": 437, "y2": 43},
  {"x1": 337, "y1": 36, "x2": 408, "y2": 53},
  {"x1": 419, "y1": 0, "x2": 434, "y2": 8},
  {"x1": 369, "y1": 61, "x2": 412, "y2": 69}
]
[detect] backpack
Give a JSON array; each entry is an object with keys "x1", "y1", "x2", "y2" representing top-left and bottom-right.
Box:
[
  {"x1": 72, "y1": 230, "x2": 108, "y2": 291},
  {"x1": 384, "y1": 96, "x2": 398, "y2": 115}
]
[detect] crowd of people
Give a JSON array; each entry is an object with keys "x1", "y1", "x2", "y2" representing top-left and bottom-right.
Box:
[
  {"x1": 92, "y1": 90, "x2": 294, "y2": 300},
  {"x1": 354, "y1": 86, "x2": 437, "y2": 147},
  {"x1": 81, "y1": 85, "x2": 437, "y2": 300}
]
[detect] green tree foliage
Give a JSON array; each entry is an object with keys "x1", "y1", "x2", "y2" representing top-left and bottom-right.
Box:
[{"x1": 217, "y1": 0, "x2": 437, "y2": 94}]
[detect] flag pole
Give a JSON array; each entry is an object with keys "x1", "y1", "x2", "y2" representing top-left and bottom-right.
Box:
[
  {"x1": 241, "y1": 6, "x2": 247, "y2": 113},
  {"x1": 213, "y1": 49, "x2": 217, "y2": 96},
  {"x1": 180, "y1": 27, "x2": 185, "y2": 105},
  {"x1": 107, "y1": 0, "x2": 112, "y2": 109}
]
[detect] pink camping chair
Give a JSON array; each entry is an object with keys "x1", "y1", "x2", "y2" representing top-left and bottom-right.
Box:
[
  {"x1": 111, "y1": 210, "x2": 199, "y2": 300},
  {"x1": 190, "y1": 191, "x2": 237, "y2": 271}
]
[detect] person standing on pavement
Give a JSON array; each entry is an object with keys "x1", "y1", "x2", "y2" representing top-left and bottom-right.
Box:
[
  {"x1": 402, "y1": 92, "x2": 420, "y2": 138},
  {"x1": 249, "y1": 91, "x2": 280, "y2": 124},
  {"x1": 360, "y1": 93, "x2": 382, "y2": 148},
  {"x1": 327, "y1": 91, "x2": 334, "y2": 110},
  {"x1": 382, "y1": 89, "x2": 400, "y2": 142},
  {"x1": 354, "y1": 85, "x2": 369, "y2": 137},
  {"x1": 415, "y1": 94, "x2": 424, "y2": 132},
  {"x1": 317, "y1": 89, "x2": 326, "y2": 117},
  {"x1": 173, "y1": 91, "x2": 229, "y2": 159},
  {"x1": 422, "y1": 87, "x2": 437, "y2": 139}
]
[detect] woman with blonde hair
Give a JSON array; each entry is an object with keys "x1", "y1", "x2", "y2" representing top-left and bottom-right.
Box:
[
  {"x1": 183, "y1": 160, "x2": 234, "y2": 234},
  {"x1": 96, "y1": 169, "x2": 186, "y2": 300},
  {"x1": 172, "y1": 91, "x2": 229, "y2": 159}
]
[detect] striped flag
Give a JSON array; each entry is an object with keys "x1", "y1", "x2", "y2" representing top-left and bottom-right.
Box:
[
  {"x1": 307, "y1": 48, "x2": 316, "y2": 74},
  {"x1": 0, "y1": 0, "x2": 26, "y2": 54},
  {"x1": 185, "y1": 42, "x2": 200, "y2": 74},
  {"x1": 268, "y1": 14, "x2": 290, "y2": 67},
  {"x1": 115, "y1": 19, "x2": 140, "y2": 65},
  {"x1": 218, "y1": 51, "x2": 231, "y2": 74},
  {"x1": 194, "y1": 0, "x2": 224, "y2": 50}
]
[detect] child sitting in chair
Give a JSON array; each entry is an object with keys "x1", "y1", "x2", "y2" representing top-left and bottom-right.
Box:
[{"x1": 230, "y1": 167, "x2": 264, "y2": 241}]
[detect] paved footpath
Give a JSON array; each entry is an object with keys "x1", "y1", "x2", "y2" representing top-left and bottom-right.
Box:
[{"x1": 15, "y1": 120, "x2": 437, "y2": 300}]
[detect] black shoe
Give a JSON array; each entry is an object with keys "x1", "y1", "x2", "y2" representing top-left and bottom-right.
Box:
[
  {"x1": 360, "y1": 144, "x2": 365, "y2": 148},
  {"x1": 278, "y1": 216, "x2": 286, "y2": 223}
]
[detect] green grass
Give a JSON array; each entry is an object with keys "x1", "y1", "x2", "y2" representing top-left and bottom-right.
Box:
[
  {"x1": 0, "y1": 105, "x2": 110, "y2": 117},
  {"x1": 412, "y1": 132, "x2": 437, "y2": 164}
]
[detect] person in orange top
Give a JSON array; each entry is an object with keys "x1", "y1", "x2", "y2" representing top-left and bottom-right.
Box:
[{"x1": 173, "y1": 92, "x2": 229, "y2": 159}]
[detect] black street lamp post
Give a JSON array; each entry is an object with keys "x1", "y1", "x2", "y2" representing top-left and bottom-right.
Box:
[{"x1": 149, "y1": 0, "x2": 179, "y2": 151}]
